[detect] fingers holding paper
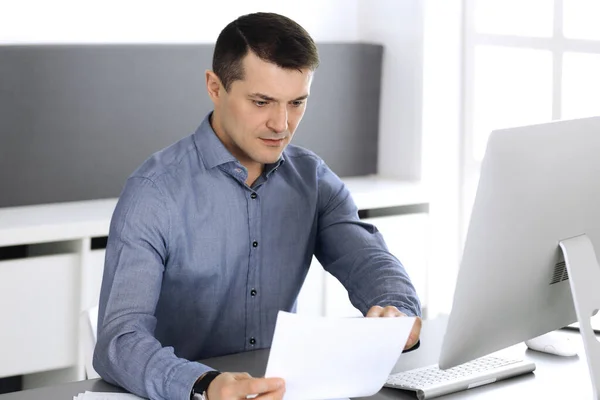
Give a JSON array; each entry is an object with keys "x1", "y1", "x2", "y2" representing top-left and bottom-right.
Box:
[
  {"x1": 207, "y1": 372, "x2": 285, "y2": 400},
  {"x1": 366, "y1": 305, "x2": 422, "y2": 350},
  {"x1": 366, "y1": 305, "x2": 404, "y2": 318},
  {"x1": 241, "y1": 377, "x2": 286, "y2": 400}
]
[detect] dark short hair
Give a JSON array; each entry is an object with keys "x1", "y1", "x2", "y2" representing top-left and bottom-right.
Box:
[{"x1": 213, "y1": 12, "x2": 320, "y2": 91}]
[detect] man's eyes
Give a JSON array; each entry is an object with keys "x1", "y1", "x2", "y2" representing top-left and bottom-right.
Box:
[{"x1": 252, "y1": 100, "x2": 305, "y2": 107}]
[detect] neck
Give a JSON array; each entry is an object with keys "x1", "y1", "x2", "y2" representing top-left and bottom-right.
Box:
[{"x1": 246, "y1": 168, "x2": 262, "y2": 187}]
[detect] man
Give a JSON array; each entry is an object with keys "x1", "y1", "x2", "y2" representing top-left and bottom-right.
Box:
[{"x1": 94, "y1": 12, "x2": 421, "y2": 400}]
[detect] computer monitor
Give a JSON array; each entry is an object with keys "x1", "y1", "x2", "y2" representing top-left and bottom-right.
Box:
[{"x1": 439, "y1": 116, "x2": 600, "y2": 372}]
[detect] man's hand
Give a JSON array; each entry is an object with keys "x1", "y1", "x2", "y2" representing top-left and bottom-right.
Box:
[
  {"x1": 366, "y1": 305, "x2": 422, "y2": 350},
  {"x1": 207, "y1": 372, "x2": 285, "y2": 400}
]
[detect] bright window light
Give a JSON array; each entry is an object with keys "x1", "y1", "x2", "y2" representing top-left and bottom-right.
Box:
[
  {"x1": 564, "y1": 0, "x2": 600, "y2": 41},
  {"x1": 562, "y1": 52, "x2": 600, "y2": 119},
  {"x1": 474, "y1": 0, "x2": 553, "y2": 37},
  {"x1": 472, "y1": 45, "x2": 553, "y2": 161}
]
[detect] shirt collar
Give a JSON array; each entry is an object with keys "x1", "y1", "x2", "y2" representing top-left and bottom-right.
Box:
[
  {"x1": 194, "y1": 112, "x2": 287, "y2": 173},
  {"x1": 265, "y1": 156, "x2": 285, "y2": 177},
  {"x1": 193, "y1": 113, "x2": 237, "y2": 170}
]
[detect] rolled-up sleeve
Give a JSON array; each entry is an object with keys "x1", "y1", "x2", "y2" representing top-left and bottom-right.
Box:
[
  {"x1": 314, "y1": 162, "x2": 421, "y2": 317},
  {"x1": 93, "y1": 176, "x2": 210, "y2": 400}
]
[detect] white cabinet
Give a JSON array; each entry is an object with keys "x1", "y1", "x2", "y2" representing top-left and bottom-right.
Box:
[
  {"x1": 83, "y1": 250, "x2": 106, "y2": 313},
  {"x1": 0, "y1": 254, "x2": 79, "y2": 377},
  {"x1": 0, "y1": 200, "x2": 114, "y2": 386}
]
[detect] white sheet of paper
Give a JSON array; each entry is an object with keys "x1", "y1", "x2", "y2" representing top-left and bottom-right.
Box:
[
  {"x1": 265, "y1": 311, "x2": 415, "y2": 400},
  {"x1": 74, "y1": 392, "x2": 144, "y2": 400}
]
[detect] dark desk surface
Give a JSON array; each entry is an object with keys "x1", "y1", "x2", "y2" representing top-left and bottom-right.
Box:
[{"x1": 0, "y1": 316, "x2": 594, "y2": 399}]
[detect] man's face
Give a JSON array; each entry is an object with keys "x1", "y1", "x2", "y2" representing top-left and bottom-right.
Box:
[{"x1": 208, "y1": 52, "x2": 313, "y2": 169}]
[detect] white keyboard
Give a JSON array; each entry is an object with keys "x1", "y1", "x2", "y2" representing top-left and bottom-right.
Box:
[{"x1": 385, "y1": 356, "x2": 536, "y2": 399}]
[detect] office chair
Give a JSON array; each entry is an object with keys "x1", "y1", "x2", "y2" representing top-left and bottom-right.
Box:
[{"x1": 80, "y1": 305, "x2": 100, "y2": 379}]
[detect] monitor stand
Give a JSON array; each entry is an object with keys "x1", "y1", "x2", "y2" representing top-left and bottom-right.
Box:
[{"x1": 560, "y1": 234, "x2": 600, "y2": 399}]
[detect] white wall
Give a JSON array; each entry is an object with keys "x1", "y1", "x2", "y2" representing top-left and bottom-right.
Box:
[
  {"x1": 0, "y1": 0, "x2": 426, "y2": 180},
  {"x1": 359, "y1": 0, "x2": 463, "y2": 316},
  {"x1": 0, "y1": 0, "x2": 359, "y2": 43},
  {"x1": 421, "y1": 0, "x2": 463, "y2": 316},
  {"x1": 359, "y1": 0, "x2": 425, "y2": 181}
]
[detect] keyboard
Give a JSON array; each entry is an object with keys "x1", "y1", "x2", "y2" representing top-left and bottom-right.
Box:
[{"x1": 385, "y1": 356, "x2": 536, "y2": 399}]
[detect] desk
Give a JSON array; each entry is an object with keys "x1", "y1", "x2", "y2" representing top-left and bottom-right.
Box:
[{"x1": 0, "y1": 316, "x2": 594, "y2": 400}]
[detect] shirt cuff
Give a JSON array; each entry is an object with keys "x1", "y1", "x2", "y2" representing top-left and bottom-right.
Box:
[{"x1": 166, "y1": 361, "x2": 214, "y2": 400}]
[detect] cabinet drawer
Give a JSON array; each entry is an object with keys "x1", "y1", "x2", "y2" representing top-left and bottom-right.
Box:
[
  {"x1": 81, "y1": 249, "x2": 106, "y2": 311},
  {"x1": 0, "y1": 254, "x2": 78, "y2": 377}
]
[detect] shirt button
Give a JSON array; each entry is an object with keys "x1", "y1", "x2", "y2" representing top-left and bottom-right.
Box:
[
  {"x1": 250, "y1": 289, "x2": 257, "y2": 296},
  {"x1": 251, "y1": 193, "x2": 257, "y2": 199},
  {"x1": 249, "y1": 337, "x2": 256, "y2": 345},
  {"x1": 252, "y1": 241, "x2": 258, "y2": 248}
]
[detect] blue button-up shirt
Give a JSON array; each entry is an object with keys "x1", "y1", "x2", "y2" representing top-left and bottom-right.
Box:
[{"x1": 93, "y1": 113, "x2": 421, "y2": 400}]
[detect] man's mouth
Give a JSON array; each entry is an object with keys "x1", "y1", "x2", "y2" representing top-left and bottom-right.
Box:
[{"x1": 260, "y1": 138, "x2": 285, "y2": 146}]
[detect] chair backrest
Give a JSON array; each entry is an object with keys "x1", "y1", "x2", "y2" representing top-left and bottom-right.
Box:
[{"x1": 80, "y1": 305, "x2": 100, "y2": 379}]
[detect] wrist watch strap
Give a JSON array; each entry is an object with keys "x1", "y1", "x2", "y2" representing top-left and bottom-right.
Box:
[{"x1": 191, "y1": 370, "x2": 221, "y2": 400}]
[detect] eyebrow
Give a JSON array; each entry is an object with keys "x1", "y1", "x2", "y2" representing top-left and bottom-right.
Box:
[{"x1": 249, "y1": 93, "x2": 309, "y2": 102}]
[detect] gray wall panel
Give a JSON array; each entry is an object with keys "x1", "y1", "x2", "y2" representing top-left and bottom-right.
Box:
[{"x1": 0, "y1": 43, "x2": 381, "y2": 207}]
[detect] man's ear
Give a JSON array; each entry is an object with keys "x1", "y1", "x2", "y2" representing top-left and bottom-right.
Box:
[{"x1": 206, "y1": 70, "x2": 223, "y2": 104}]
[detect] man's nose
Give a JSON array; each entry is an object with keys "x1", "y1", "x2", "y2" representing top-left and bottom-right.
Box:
[{"x1": 267, "y1": 105, "x2": 288, "y2": 134}]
